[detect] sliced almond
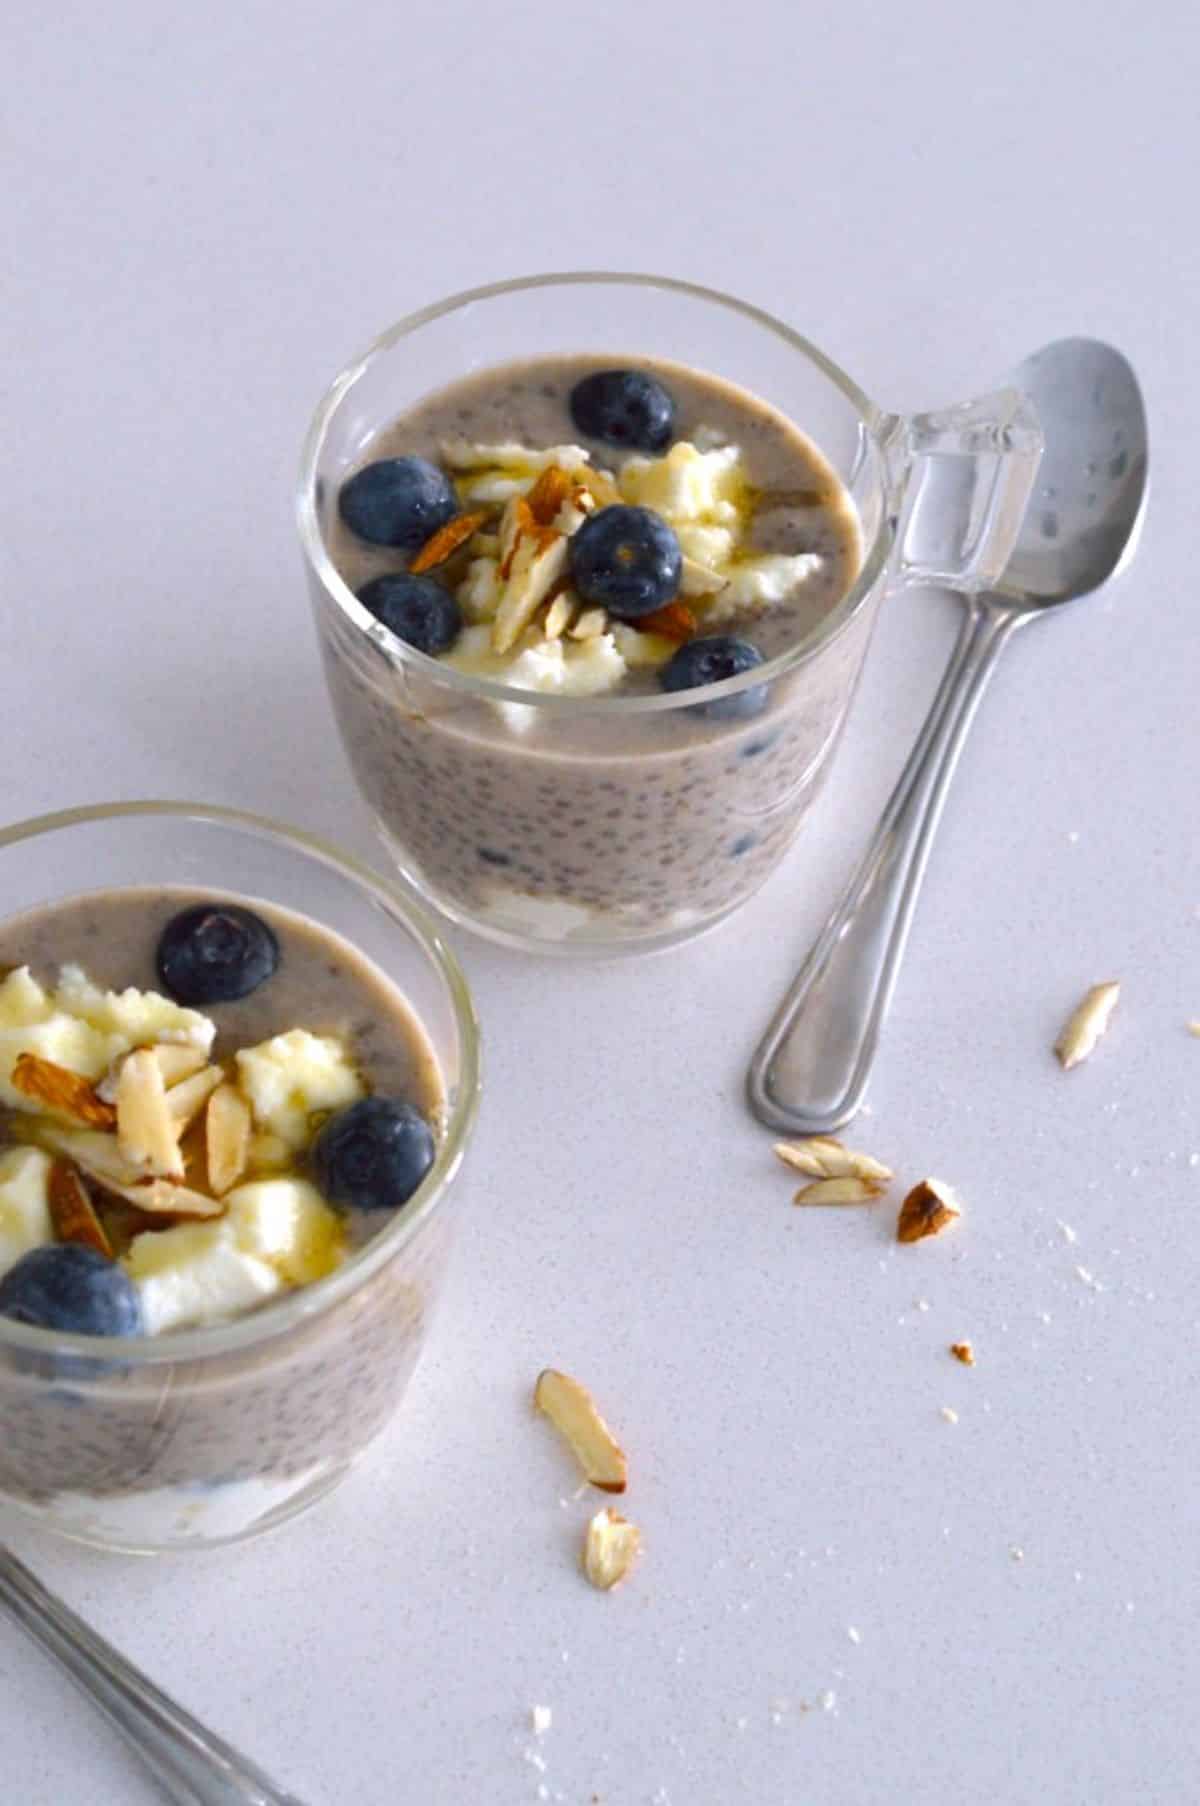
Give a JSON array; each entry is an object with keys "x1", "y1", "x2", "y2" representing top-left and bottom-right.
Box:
[
  {"x1": 569, "y1": 606, "x2": 608, "y2": 641},
  {"x1": 583, "y1": 1508, "x2": 641, "y2": 1592},
  {"x1": 534, "y1": 1368, "x2": 628, "y2": 1493},
  {"x1": 206, "y1": 1082, "x2": 252, "y2": 1196},
  {"x1": 950, "y1": 1341, "x2": 975, "y2": 1366},
  {"x1": 34, "y1": 1123, "x2": 221, "y2": 1217},
  {"x1": 793, "y1": 1175, "x2": 885, "y2": 1206},
  {"x1": 1054, "y1": 981, "x2": 1120, "y2": 1070},
  {"x1": 525, "y1": 465, "x2": 573, "y2": 526},
  {"x1": 498, "y1": 495, "x2": 536, "y2": 579},
  {"x1": 11, "y1": 1054, "x2": 116, "y2": 1128},
  {"x1": 101, "y1": 1176, "x2": 224, "y2": 1219},
  {"x1": 773, "y1": 1137, "x2": 893, "y2": 1185},
  {"x1": 98, "y1": 1042, "x2": 208, "y2": 1104},
  {"x1": 409, "y1": 510, "x2": 488, "y2": 574},
  {"x1": 165, "y1": 1063, "x2": 224, "y2": 1133},
  {"x1": 48, "y1": 1158, "x2": 113, "y2": 1257},
  {"x1": 678, "y1": 556, "x2": 729, "y2": 599},
  {"x1": 543, "y1": 592, "x2": 576, "y2": 641},
  {"x1": 571, "y1": 466, "x2": 620, "y2": 508},
  {"x1": 897, "y1": 1177, "x2": 962, "y2": 1244},
  {"x1": 492, "y1": 532, "x2": 570, "y2": 654},
  {"x1": 637, "y1": 601, "x2": 697, "y2": 642},
  {"x1": 116, "y1": 1047, "x2": 185, "y2": 1179}
]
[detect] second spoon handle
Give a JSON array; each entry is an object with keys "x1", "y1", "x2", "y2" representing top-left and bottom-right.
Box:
[
  {"x1": 747, "y1": 597, "x2": 1022, "y2": 1135},
  {"x1": 0, "y1": 1544, "x2": 310, "y2": 1806}
]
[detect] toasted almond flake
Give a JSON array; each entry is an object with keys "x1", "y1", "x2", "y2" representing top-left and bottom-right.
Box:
[
  {"x1": 498, "y1": 495, "x2": 536, "y2": 579},
  {"x1": 583, "y1": 1508, "x2": 641, "y2": 1591},
  {"x1": 773, "y1": 1137, "x2": 893, "y2": 1185},
  {"x1": 102, "y1": 1176, "x2": 224, "y2": 1219},
  {"x1": 98, "y1": 1042, "x2": 209, "y2": 1104},
  {"x1": 678, "y1": 556, "x2": 729, "y2": 598},
  {"x1": 793, "y1": 1175, "x2": 885, "y2": 1206},
  {"x1": 48, "y1": 1158, "x2": 113, "y2": 1257},
  {"x1": 534, "y1": 1368, "x2": 628, "y2": 1493},
  {"x1": 1054, "y1": 980, "x2": 1120, "y2": 1070},
  {"x1": 569, "y1": 607, "x2": 608, "y2": 641},
  {"x1": 637, "y1": 601, "x2": 697, "y2": 642},
  {"x1": 116, "y1": 1047, "x2": 184, "y2": 1179},
  {"x1": 950, "y1": 1341, "x2": 975, "y2": 1366},
  {"x1": 206, "y1": 1083, "x2": 252, "y2": 1196},
  {"x1": 409, "y1": 509, "x2": 488, "y2": 573},
  {"x1": 165, "y1": 1064, "x2": 223, "y2": 1133},
  {"x1": 525, "y1": 465, "x2": 573, "y2": 526},
  {"x1": 11, "y1": 1054, "x2": 116, "y2": 1128},
  {"x1": 897, "y1": 1177, "x2": 962, "y2": 1244},
  {"x1": 543, "y1": 593, "x2": 575, "y2": 641},
  {"x1": 32, "y1": 1123, "x2": 147, "y2": 1188},
  {"x1": 492, "y1": 533, "x2": 570, "y2": 653}
]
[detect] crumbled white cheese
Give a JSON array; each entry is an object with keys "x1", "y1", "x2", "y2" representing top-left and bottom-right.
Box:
[
  {"x1": 440, "y1": 439, "x2": 591, "y2": 473},
  {"x1": 125, "y1": 1221, "x2": 283, "y2": 1334},
  {"x1": 457, "y1": 556, "x2": 500, "y2": 622},
  {"x1": 224, "y1": 1177, "x2": 344, "y2": 1287},
  {"x1": 0, "y1": 1145, "x2": 54, "y2": 1280},
  {"x1": 705, "y1": 552, "x2": 825, "y2": 618},
  {"x1": 235, "y1": 1029, "x2": 364, "y2": 1150},
  {"x1": 56, "y1": 965, "x2": 215, "y2": 1051},
  {"x1": 619, "y1": 441, "x2": 746, "y2": 524}
]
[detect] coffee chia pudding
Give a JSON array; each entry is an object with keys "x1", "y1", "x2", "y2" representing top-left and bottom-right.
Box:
[
  {"x1": 0, "y1": 887, "x2": 452, "y2": 1549},
  {"x1": 312, "y1": 352, "x2": 869, "y2": 951}
]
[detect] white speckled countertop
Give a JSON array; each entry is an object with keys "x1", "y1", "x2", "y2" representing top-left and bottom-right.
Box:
[{"x1": 2, "y1": 3, "x2": 1197, "y2": 1800}]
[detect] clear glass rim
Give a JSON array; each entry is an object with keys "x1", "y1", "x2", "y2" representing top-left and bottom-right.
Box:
[
  {"x1": 0, "y1": 800, "x2": 481, "y2": 1367},
  {"x1": 296, "y1": 270, "x2": 892, "y2": 716}
]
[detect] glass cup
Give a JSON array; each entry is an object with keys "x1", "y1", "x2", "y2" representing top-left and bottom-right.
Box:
[
  {"x1": 299, "y1": 273, "x2": 1041, "y2": 956},
  {"x1": 0, "y1": 803, "x2": 480, "y2": 1554}
]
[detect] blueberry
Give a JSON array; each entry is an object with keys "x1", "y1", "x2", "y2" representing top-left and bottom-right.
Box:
[
  {"x1": 569, "y1": 370, "x2": 676, "y2": 454},
  {"x1": 357, "y1": 574, "x2": 462, "y2": 655},
  {"x1": 338, "y1": 457, "x2": 458, "y2": 551},
  {"x1": 570, "y1": 506, "x2": 682, "y2": 620},
  {"x1": 312, "y1": 1096, "x2": 436, "y2": 1214},
  {"x1": 157, "y1": 904, "x2": 279, "y2": 1005},
  {"x1": 658, "y1": 635, "x2": 768, "y2": 720},
  {"x1": 0, "y1": 1245, "x2": 143, "y2": 1338}
]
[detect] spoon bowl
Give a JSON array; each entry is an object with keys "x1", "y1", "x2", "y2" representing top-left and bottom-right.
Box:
[{"x1": 748, "y1": 336, "x2": 1149, "y2": 1136}]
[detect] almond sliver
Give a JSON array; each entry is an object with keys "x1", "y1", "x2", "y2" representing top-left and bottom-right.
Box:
[
  {"x1": 48, "y1": 1158, "x2": 113, "y2": 1257},
  {"x1": 583, "y1": 1508, "x2": 641, "y2": 1591},
  {"x1": 116, "y1": 1047, "x2": 185, "y2": 1179},
  {"x1": 206, "y1": 1082, "x2": 251, "y2": 1196},
  {"x1": 525, "y1": 465, "x2": 573, "y2": 526},
  {"x1": 165, "y1": 1064, "x2": 224, "y2": 1133},
  {"x1": 774, "y1": 1137, "x2": 893, "y2": 1185},
  {"x1": 151, "y1": 1044, "x2": 210, "y2": 1087},
  {"x1": 409, "y1": 510, "x2": 488, "y2": 574},
  {"x1": 793, "y1": 1175, "x2": 885, "y2": 1206},
  {"x1": 534, "y1": 1368, "x2": 628, "y2": 1493},
  {"x1": 11, "y1": 1054, "x2": 116, "y2": 1128},
  {"x1": 1054, "y1": 981, "x2": 1120, "y2": 1070}
]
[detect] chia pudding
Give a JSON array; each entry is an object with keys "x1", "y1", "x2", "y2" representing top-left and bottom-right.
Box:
[
  {"x1": 311, "y1": 352, "x2": 870, "y2": 951},
  {"x1": 0, "y1": 887, "x2": 452, "y2": 1550}
]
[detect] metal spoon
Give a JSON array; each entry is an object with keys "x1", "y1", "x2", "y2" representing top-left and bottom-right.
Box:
[
  {"x1": 0, "y1": 1542, "x2": 310, "y2": 1805},
  {"x1": 747, "y1": 338, "x2": 1148, "y2": 1134}
]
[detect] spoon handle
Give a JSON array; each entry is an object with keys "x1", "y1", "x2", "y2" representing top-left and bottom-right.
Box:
[
  {"x1": 747, "y1": 598, "x2": 1021, "y2": 1135},
  {"x1": 0, "y1": 1544, "x2": 310, "y2": 1806}
]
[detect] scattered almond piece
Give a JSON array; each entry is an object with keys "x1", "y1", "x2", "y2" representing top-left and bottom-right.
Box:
[
  {"x1": 582, "y1": 1508, "x2": 641, "y2": 1591},
  {"x1": 206, "y1": 1083, "x2": 252, "y2": 1196},
  {"x1": 165, "y1": 1064, "x2": 223, "y2": 1133},
  {"x1": 492, "y1": 532, "x2": 569, "y2": 653},
  {"x1": 950, "y1": 1341, "x2": 975, "y2": 1366},
  {"x1": 793, "y1": 1176, "x2": 885, "y2": 1206},
  {"x1": 98, "y1": 1042, "x2": 208, "y2": 1104},
  {"x1": 1054, "y1": 980, "x2": 1120, "y2": 1070},
  {"x1": 409, "y1": 510, "x2": 488, "y2": 574},
  {"x1": 773, "y1": 1137, "x2": 893, "y2": 1185},
  {"x1": 48, "y1": 1158, "x2": 113, "y2": 1257},
  {"x1": 116, "y1": 1047, "x2": 185, "y2": 1179},
  {"x1": 569, "y1": 607, "x2": 608, "y2": 641},
  {"x1": 534, "y1": 1368, "x2": 628, "y2": 1493},
  {"x1": 678, "y1": 556, "x2": 728, "y2": 599},
  {"x1": 543, "y1": 593, "x2": 575, "y2": 641},
  {"x1": 525, "y1": 465, "x2": 573, "y2": 526},
  {"x1": 1187, "y1": 1020, "x2": 1200, "y2": 1038},
  {"x1": 498, "y1": 495, "x2": 536, "y2": 579},
  {"x1": 571, "y1": 466, "x2": 620, "y2": 508},
  {"x1": 897, "y1": 1178, "x2": 962, "y2": 1244},
  {"x1": 637, "y1": 601, "x2": 697, "y2": 642},
  {"x1": 11, "y1": 1054, "x2": 116, "y2": 1129}
]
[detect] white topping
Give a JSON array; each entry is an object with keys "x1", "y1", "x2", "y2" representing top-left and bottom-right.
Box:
[
  {"x1": 125, "y1": 1221, "x2": 283, "y2": 1335},
  {"x1": 56, "y1": 965, "x2": 215, "y2": 1052},
  {"x1": 457, "y1": 556, "x2": 501, "y2": 622},
  {"x1": 223, "y1": 1178, "x2": 344, "y2": 1287},
  {"x1": 440, "y1": 439, "x2": 591, "y2": 472},
  {"x1": 0, "y1": 967, "x2": 52, "y2": 1028},
  {"x1": 235, "y1": 1029, "x2": 365, "y2": 1150},
  {"x1": 0, "y1": 1146, "x2": 54, "y2": 1280},
  {"x1": 704, "y1": 552, "x2": 825, "y2": 620},
  {"x1": 674, "y1": 523, "x2": 737, "y2": 567},
  {"x1": 0, "y1": 1017, "x2": 115, "y2": 1108},
  {"x1": 618, "y1": 441, "x2": 746, "y2": 524}
]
